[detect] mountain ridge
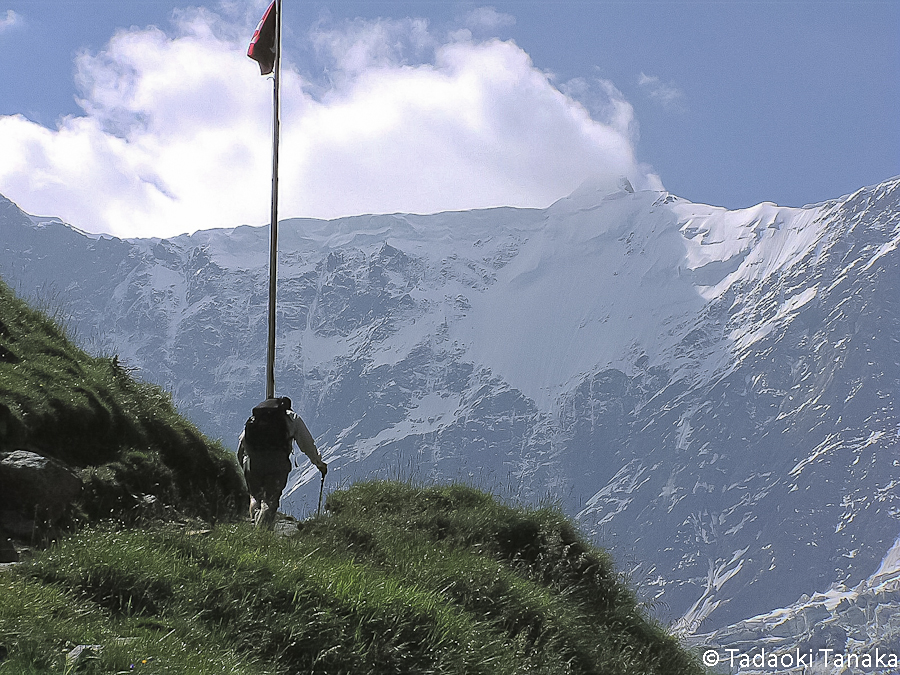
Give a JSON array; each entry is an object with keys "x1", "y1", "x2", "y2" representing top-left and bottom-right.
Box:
[{"x1": 1, "y1": 176, "x2": 898, "y2": 636}]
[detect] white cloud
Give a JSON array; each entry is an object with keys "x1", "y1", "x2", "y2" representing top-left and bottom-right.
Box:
[
  {"x1": 465, "y1": 7, "x2": 516, "y2": 31},
  {"x1": 310, "y1": 16, "x2": 436, "y2": 77},
  {"x1": 638, "y1": 72, "x2": 685, "y2": 109},
  {"x1": 0, "y1": 9, "x2": 22, "y2": 33},
  {"x1": 561, "y1": 77, "x2": 638, "y2": 141},
  {"x1": 0, "y1": 8, "x2": 661, "y2": 238}
]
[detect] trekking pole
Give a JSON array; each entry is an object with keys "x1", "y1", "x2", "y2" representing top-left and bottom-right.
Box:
[{"x1": 317, "y1": 472, "x2": 325, "y2": 517}]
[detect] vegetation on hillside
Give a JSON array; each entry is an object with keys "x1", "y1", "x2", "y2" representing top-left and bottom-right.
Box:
[
  {"x1": 0, "y1": 277, "x2": 246, "y2": 524},
  {"x1": 2, "y1": 481, "x2": 703, "y2": 674}
]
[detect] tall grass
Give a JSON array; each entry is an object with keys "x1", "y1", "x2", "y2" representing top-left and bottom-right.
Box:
[{"x1": 3, "y1": 482, "x2": 703, "y2": 674}]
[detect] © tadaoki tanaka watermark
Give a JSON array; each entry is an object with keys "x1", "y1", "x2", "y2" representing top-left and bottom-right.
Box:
[{"x1": 702, "y1": 647, "x2": 899, "y2": 671}]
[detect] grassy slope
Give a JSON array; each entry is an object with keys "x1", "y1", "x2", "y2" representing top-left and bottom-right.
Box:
[
  {"x1": 2, "y1": 481, "x2": 703, "y2": 674},
  {"x1": 0, "y1": 279, "x2": 703, "y2": 673},
  {"x1": 0, "y1": 278, "x2": 246, "y2": 523}
]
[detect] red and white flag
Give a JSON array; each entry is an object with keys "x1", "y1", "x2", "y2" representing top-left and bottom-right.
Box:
[{"x1": 248, "y1": 1, "x2": 277, "y2": 75}]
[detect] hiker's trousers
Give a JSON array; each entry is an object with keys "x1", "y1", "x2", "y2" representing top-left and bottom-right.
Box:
[{"x1": 242, "y1": 450, "x2": 291, "y2": 527}]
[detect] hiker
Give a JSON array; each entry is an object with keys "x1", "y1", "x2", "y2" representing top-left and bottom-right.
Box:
[{"x1": 237, "y1": 397, "x2": 327, "y2": 527}]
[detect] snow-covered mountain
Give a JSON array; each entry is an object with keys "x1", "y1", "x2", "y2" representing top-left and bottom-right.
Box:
[
  {"x1": 686, "y1": 537, "x2": 900, "y2": 672},
  {"x1": 1, "y1": 176, "x2": 898, "y2": 636}
]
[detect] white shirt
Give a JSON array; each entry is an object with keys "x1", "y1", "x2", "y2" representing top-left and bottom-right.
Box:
[{"x1": 285, "y1": 409, "x2": 324, "y2": 467}]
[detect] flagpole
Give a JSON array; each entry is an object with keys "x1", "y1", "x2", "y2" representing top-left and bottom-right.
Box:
[{"x1": 265, "y1": 0, "x2": 283, "y2": 400}]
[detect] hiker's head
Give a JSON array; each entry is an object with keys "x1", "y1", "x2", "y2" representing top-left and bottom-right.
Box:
[{"x1": 280, "y1": 396, "x2": 292, "y2": 410}]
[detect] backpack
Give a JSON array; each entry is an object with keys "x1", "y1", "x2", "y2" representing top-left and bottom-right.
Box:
[{"x1": 243, "y1": 397, "x2": 291, "y2": 453}]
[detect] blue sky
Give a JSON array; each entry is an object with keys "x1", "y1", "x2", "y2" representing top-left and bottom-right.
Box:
[{"x1": 0, "y1": 1, "x2": 897, "y2": 238}]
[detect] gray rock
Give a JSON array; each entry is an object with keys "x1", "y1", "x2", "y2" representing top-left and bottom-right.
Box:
[
  {"x1": 66, "y1": 645, "x2": 102, "y2": 667},
  {"x1": 0, "y1": 526, "x2": 16, "y2": 563},
  {"x1": 0, "y1": 510, "x2": 34, "y2": 540},
  {"x1": 799, "y1": 624, "x2": 848, "y2": 653},
  {"x1": 0, "y1": 450, "x2": 82, "y2": 536},
  {"x1": 875, "y1": 603, "x2": 900, "y2": 632}
]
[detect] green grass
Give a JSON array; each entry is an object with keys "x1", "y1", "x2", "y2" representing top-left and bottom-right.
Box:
[
  {"x1": 0, "y1": 277, "x2": 245, "y2": 523},
  {"x1": 1, "y1": 481, "x2": 704, "y2": 674}
]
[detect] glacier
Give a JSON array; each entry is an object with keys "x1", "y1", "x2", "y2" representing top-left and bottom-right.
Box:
[{"x1": 1, "y1": 176, "x2": 899, "y2": 639}]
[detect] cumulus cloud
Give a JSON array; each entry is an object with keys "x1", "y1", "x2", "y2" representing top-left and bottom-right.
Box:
[
  {"x1": 0, "y1": 9, "x2": 22, "y2": 33},
  {"x1": 638, "y1": 72, "x2": 685, "y2": 109},
  {"x1": 560, "y1": 77, "x2": 638, "y2": 141},
  {"x1": 0, "y1": 7, "x2": 661, "y2": 238}
]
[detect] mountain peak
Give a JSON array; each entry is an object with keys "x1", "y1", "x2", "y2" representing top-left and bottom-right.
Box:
[{"x1": 568, "y1": 173, "x2": 638, "y2": 200}]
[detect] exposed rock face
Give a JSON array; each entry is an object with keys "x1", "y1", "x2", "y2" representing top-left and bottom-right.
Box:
[
  {"x1": 687, "y1": 564, "x2": 900, "y2": 674},
  {"x1": 0, "y1": 450, "x2": 82, "y2": 538}
]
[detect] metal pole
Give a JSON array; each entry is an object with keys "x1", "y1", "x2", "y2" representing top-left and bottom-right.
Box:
[{"x1": 265, "y1": 0, "x2": 283, "y2": 400}]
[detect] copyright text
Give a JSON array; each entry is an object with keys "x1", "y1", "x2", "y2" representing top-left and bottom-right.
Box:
[{"x1": 702, "y1": 647, "x2": 899, "y2": 671}]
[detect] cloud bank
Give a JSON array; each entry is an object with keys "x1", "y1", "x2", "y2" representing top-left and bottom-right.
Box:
[{"x1": 0, "y1": 7, "x2": 661, "y2": 238}]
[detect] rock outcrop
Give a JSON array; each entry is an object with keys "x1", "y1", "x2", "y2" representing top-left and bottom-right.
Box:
[
  {"x1": 0, "y1": 450, "x2": 83, "y2": 539},
  {"x1": 0, "y1": 526, "x2": 16, "y2": 563}
]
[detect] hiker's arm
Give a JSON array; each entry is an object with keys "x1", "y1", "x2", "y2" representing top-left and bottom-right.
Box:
[{"x1": 287, "y1": 411, "x2": 327, "y2": 473}]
